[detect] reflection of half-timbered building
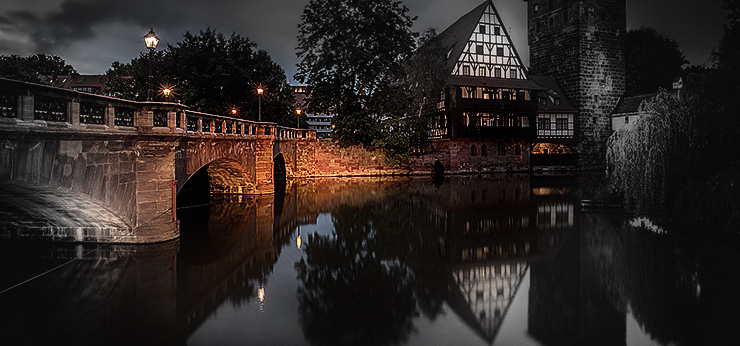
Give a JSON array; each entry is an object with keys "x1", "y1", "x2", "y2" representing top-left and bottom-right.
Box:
[{"x1": 415, "y1": 0, "x2": 578, "y2": 172}]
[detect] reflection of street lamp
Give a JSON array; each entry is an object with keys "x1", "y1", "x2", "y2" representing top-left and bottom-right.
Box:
[
  {"x1": 256, "y1": 87, "x2": 264, "y2": 122},
  {"x1": 296, "y1": 108, "x2": 302, "y2": 128},
  {"x1": 143, "y1": 28, "x2": 159, "y2": 101}
]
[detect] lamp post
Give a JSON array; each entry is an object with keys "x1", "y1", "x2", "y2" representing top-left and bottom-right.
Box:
[
  {"x1": 296, "y1": 108, "x2": 302, "y2": 128},
  {"x1": 256, "y1": 87, "x2": 264, "y2": 122},
  {"x1": 144, "y1": 28, "x2": 160, "y2": 101}
]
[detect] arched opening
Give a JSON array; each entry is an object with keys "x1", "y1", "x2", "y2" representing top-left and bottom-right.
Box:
[
  {"x1": 471, "y1": 144, "x2": 477, "y2": 157},
  {"x1": 481, "y1": 144, "x2": 488, "y2": 156},
  {"x1": 432, "y1": 160, "x2": 445, "y2": 187},
  {"x1": 274, "y1": 153, "x2": 287, "y2": 184},
  {"x1": 177, "y1": 158, "x2": 255, "y2": 208}
]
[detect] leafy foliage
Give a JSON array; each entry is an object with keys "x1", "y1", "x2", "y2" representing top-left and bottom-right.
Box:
[
  {"x1": 106, "y1": 28, "x2": 296, "y2": 125},
  {"x1": 296, "y1": 0, "x2": 418, "y2": 146},
  {"x1": 607, "y1": 71, "x2": 740, "y2": 235},
  {"x1": 404, "y1": 28, "x2": 449, "y2": 117},
  {"x1": 0, "y1": 54, "x2": 77, "y2": 83},
  {"x1": 625, "y1": 27, "x2": 687, "y2": 96},
  {"x1": 713, "y1": 0, "x2": 740, "y2": 74}
]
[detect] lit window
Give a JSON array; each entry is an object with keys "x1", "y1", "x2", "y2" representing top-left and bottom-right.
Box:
[
  {"x1": 479, "y1": 67, "x2": 486, "y2": 77},
  {"x1": 556, "y1": 118, "x2": 568, "y2": 130},
  {"x1": 463, "y1": 65, "x2": 471, "y2": 75},
  {"x1": 539, "y1": 117, "x2": 551, "y2": 130}
]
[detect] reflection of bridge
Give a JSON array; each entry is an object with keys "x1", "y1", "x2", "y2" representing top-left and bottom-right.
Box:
[{"x1": 0, "y1": 77, "x2": 315, "y2": 243}]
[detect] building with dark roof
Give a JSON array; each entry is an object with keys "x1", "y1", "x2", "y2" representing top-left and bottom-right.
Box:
[
  {"x1": 39, "y1": 74, "x2": 112, "y2": 95},
  {"x1": 414, "y1": 0, "x2": 579, "y2": 172},
  {"x1": 610, "y1": 93, "x2": 658, "y2": 132}
]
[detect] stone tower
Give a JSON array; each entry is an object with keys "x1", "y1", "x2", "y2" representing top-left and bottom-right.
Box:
[{"x1": 524, "y1": 0, "x2": 626, "y2": 168}]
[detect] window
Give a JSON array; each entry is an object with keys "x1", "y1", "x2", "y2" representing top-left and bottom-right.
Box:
[
  {"x1": 481, "y1": 144, "x2": 487, "y2": 156},
  {"x1": 625, "y1": 116, "x2": 629, "y2": 124},
  {"x1": 479, "y1": 67, "x2": 486, "y2": 77},
  {"x1": 495, "y1": 68, "x2": 502, "y2": 78},
  {"x1": 494, "y1": 26, "x2": 501, "y2": 35},
  {"x1": 463, "y1": 65, "x2": 471, "y2": 75},
  {"x1": 476, "y1": 44, "x2": 484, "y2": 54},
  {"x1": 498, "y1": 142, "x2": 506, "y2": 156},
  {"x1": 471, "y1": 145, "x2": 477, "y2": 156},
  {"x1": 496, "y1": 47, "x2": 504, "y2": 56},
  {"x1": 539, "y1": 117, "x2": 551, "y2": 130},
  {"x1": 539, "y1": 97, "x2": 548, "y2": 105},
  {"x1": 556, "y1": 118, "x2": 568, "y2": 130},
  {"x1": 510, "y1": 69, "x2": 518, "y2": 79},
  {"x1": 479, "y1": 25, "x2": 486, "y2": 34},
  {"x1": 534, "y1": 5, "x2": 539, "y2": 13},
  {"x1": 554, "y1": 98, "x2": 561, "y2": 106}
]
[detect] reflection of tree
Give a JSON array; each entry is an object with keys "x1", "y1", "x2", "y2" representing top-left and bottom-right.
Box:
[{"x1": 295, "y1": 204, "x2": 419, "y2": 346}]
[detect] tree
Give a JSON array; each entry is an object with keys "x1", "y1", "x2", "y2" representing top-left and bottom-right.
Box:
[
  {"x1": 713, "y1": 0, "x2": 740, "y2": 73},
  {"x1": 106, "y1": 28, "x2": 296, "y2": 126},
  {"x1": 625, "y1": 27, "x2": 687, "y2": 96},
  {"x1": 296, "y1": 0, "x2": 418, "y2": 145},
  {"x1": 0, "y1": 53, "x2": 77, "y2": 83}
]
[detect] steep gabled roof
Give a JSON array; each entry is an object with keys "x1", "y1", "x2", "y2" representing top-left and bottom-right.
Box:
[
  {"x1": 417, "y1": 0, "x2": 531, "y2": 88},
  {"x1": 430, "y1": 1, "x2": 489, "y2": 75}
]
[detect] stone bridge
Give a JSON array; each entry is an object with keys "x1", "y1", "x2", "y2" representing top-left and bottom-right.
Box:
[{"x1": 0, "y1": 77, "x2": 316, "y2": 243}]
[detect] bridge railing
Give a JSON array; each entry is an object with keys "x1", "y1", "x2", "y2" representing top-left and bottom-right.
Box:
[{"x1": 0, "y1": 77, "x2": 314, "y2": 141}]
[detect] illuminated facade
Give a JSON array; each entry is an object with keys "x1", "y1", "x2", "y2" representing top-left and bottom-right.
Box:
[{"x1": 292, "y1": 85, "x2": 335, "y2": 138}]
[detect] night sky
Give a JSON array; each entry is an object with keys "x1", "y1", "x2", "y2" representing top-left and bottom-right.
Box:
[{"x1": 0, "y1": 0, "x2": 729, "y2": 83}]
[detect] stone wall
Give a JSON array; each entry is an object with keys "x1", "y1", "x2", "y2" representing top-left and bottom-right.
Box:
[
  {"x1": 309, "y1": 139, "x2": 410, "y2": 177},
  {"x1": 527, "y1": 0, "x2": 626, "y2": 168},
  {"x1": 411, "y1": 138, "x2": 531, "y2": 174}
]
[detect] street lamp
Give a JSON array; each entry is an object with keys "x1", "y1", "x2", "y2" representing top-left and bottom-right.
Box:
[
  {"x1": 144, "y1": 28, "x2": 160, "y2": 101},
  {"x1": 296, "y1": 108, "x2": 302, "y2": 128},
  {"x1": 256, "y1": 86, "x2": 264, "y2": 122}
]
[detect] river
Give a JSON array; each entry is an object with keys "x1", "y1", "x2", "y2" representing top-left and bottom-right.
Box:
[{"x1": 0, "y1": 174, "x2": 737, "y2": 345}]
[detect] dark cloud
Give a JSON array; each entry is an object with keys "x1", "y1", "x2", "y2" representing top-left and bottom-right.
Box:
[{"x1": 0, "y1": 0, "x2": 731, "y2": 75}]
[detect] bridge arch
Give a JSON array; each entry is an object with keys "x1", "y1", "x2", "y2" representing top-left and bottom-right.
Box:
[
  {"x1": 177, "y1": 158, "x2": 255, "y2": 208},
  {"x1": 273, "y1": 153, "x2": 287, "y2": 184}
]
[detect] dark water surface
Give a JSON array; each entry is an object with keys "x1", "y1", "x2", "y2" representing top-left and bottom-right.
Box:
[{"x1": 1, "y1": 175, "x2": 738, "y2": 346}]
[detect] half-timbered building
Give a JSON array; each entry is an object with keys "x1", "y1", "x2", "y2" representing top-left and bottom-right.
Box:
[{"x1": 416, "y1": 0, "x2": 578, "y2": 172}]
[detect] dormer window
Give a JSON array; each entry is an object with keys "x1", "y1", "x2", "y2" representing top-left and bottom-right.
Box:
[{"x1": 539, "y1": 97, "x2": 548, "y2": 105}]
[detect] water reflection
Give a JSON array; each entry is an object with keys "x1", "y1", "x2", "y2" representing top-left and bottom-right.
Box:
[{"x1": 0, "y1": 175, "x2": 737, "y2": 345}]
